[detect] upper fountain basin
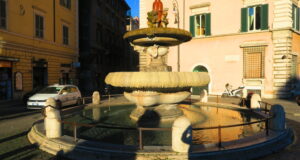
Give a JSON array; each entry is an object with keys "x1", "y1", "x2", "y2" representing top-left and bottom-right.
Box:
[
  {"x1": 123, "y1": 28, "x2": 192, "y2": 47},
  {"x1": 105, "y1": 72, "x2": 210, "y2": 89}
]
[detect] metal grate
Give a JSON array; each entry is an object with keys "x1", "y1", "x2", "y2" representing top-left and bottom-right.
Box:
[{"x1": 243, "y1": 46, "x2": 265, "y2": 78}]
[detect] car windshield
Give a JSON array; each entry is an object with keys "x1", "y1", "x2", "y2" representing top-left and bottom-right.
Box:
[{"x1": 38, "y1": 87, "x2": 63, "y2": 94}]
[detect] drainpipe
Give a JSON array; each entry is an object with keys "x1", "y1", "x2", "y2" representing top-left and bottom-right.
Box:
[{"x1": 53, "y1": 0, "x2": 56, "y2": 42}]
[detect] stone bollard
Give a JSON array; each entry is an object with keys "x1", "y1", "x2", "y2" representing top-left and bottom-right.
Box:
[
  {"x1": 199, "y1": 89, "x2": 208, "y2": 102},
  {"x1": 269, "y1": 104, "x2": 286, "y2": 131},
  {"x1": 172, "y1": 116, "x2": 192, "y2": 153},
  {"x1": 44, "y1": 98, "x2": 62, "y2": 138},
  {"x1": 251, "y1": 94, "x2": 261, "y2": 110},
  {"x1": 92, "y1": 91, "x2": 101, "y2": 105},
  {"x1": 242, "y1": 88, "x2": 247, "y2": 99}
]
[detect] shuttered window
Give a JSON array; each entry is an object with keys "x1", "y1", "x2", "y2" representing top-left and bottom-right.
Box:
[
  {"x1": 292, "y1": 4, "x2": 300, "y2": 31},
  {"x1": 60, "y1": 0, "x2": 71, "y2": 9},
  {"x1": 243, "y1": 47, "x2": 265, "y2": 78},
  {"x1": 190, "y1": 13, "x2": 211, "y2": 37},
  {"x1": 35, "y1": 15, "x2": 44, "y2": 38},
  {"x1": 241, "y1": 4, "x2": 268, "y2": 32},
  {"x1": 63, "y1": 25, "x2": 69, "y2": 45}
]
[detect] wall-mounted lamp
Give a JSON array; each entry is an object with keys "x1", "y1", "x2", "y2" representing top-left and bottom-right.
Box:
[{"x1": 281, "y1": 55, "x2": 287, "y2": 59}]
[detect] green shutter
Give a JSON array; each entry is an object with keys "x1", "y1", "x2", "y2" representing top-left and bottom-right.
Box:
[
  {"x1": 241, "y1": 8, "x2": 248, "y2": 32},
  {"x1": 190, "y1": 16, "x2": 195, "y2": 37},
  {"x1": 205, "y1": 13, "x2": 211, "y2": 36},
  {"x1": 297, "y1": 7, "x2": 300, "y2": 31},
  {"x1": 261, "y1": 4, "x2": 269, "y2": 30},
  {"x1": 292, "y1": 5, "x2": 296, "y2": 28}
]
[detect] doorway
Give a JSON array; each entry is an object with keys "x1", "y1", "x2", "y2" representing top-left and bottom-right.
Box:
[
  {"x1": 192, "y1": 65, "x2": 209, "y2": 95},
  {"x1": 33, "y1": 60, "x2": 48, "y2": 89},
  {"x1": 0, "y1": 61, "x2": 12, "y2": 100}
]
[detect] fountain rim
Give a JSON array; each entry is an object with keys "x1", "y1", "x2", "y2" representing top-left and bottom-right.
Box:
[
  {"x1": 104, "y1": 72, "x2": 210, "y2": 88},
  {"x1": 123, "y1": 27, "x2": 192, "y2": 46}
]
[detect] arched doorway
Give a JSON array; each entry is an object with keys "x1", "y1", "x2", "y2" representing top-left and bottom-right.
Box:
[{"x1": 192, "y1": 65, "x2": 209, "y2": 95}]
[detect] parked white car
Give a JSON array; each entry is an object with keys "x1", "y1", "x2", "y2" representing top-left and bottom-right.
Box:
[{"x1": 27, "y1": 84, "x2": 82, "y2": 109}]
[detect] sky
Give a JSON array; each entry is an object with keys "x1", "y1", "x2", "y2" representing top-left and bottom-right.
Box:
[{"x1": 125, "y1": 0, "x2": 139, "y2": 17}]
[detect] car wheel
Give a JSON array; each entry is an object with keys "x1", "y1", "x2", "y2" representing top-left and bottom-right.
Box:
[
  {"x1": 221, "y1": 93, "x2": 229, "y2": 98},
  {"x1": 296, "y1": 96, "x2": 300, "y2": 106},
  {"x1": 76, "y1": 98, "x2": 82, "y2": 106}
]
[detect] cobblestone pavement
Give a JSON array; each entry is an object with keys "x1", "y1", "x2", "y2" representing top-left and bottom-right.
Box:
[{"x1": 0, "y1": 96, "x2": 300, "y2": 160}]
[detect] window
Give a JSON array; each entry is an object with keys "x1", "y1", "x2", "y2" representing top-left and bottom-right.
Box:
[
  {"x1": 190, "y1": 13, "x2": 211, "y2": 37},
  {"x1": 63, "y1": 25, "x2": 69, "y2": 45},
  {"x1": 60, "y1": 0, "x2": 71, "y2": 9},
  {"x1": 35, "y1": 15, "x2": 44, "y2": 38},
  {"x1": 241, "y1": 4, "x2": 268, "y2": 32},
  {"x1": 292, "y1": 5, "x2": 299, "y2": 31},
  {"x1": 0, "y1": 0, "x2": 6, "y2": 29},
  {"x1": 243, "y1": 47, "x2": 265, "y2": 78}
]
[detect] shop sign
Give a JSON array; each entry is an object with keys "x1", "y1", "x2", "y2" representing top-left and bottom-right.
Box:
[
  {"x1": 0, "y1": 61, "x2": 12, "y2": 68},
  {"x1": 15, "y1": 72, "x2": 23, "y2": 91}
]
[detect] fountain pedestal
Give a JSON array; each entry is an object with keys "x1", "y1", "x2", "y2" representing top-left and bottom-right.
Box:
[{"x1": 104, "y1": 4, "x2": 210, "y2": 122}]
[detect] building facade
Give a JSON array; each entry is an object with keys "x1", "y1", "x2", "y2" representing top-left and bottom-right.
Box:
[
  {"x1": 140, "y1": 0, "x2": 300, "y2": 98},
  {"x1": 0, "y1": 0, "x2": 78, "y2": 100},
  {"x1": 126, "y1": 16, "x2": 140, "y2": 31},
  {"x1": 79, "y1": 0, "x2": 136, "y2": 95}
]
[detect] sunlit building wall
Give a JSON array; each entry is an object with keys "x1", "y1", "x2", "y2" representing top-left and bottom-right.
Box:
[
  {"x1": 140, "y1": 0, "x2": 300, "y2": 98},
  {"x1": 0, "y1": 0, "x2": 78, "y2": 100}
]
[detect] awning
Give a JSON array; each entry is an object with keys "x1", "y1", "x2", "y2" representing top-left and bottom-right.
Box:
[{"x1": 0, "y1": 56, "x2": 19, "y2": 62}]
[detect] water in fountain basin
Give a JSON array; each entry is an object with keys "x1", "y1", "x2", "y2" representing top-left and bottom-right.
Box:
[{"x1": 62, "y1": 104, "x2": 264, "y2": 146}]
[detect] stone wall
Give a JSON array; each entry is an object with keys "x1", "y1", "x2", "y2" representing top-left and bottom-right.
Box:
[{"x1": 272, "y1": 0, "x2": 293, "y2": 98}]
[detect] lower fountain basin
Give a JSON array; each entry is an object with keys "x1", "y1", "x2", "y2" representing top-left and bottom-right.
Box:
[{"x1": 28, "y1": 99, "x2": 293, "y2": 160}]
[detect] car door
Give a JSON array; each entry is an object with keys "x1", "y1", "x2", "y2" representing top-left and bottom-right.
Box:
[
  {"x1": 59, "y1": 87, "x2": 70, "y2": 106},
  {"x1": 58, "y1": 87, "x2": 68, "y2": 106},
  {"x1": 69, "y1": 87, "x2": 78, "y2": 105},
  {"x1": 65, "y1": 87, "x2": 74, "y2": 106}
]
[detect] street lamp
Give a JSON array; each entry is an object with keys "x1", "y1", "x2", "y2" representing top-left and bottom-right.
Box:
[
  {"x1": 172, "y1": 0, "x2": 179, "y2": 25},
  {"x1": 172, "y1": 0, "x2": 180, "y2": 72}
]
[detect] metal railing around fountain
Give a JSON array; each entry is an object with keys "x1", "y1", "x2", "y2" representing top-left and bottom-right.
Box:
[
  {"x1": 59, "y1": 115, "x2": 273, "y2": 150},
  {"x1": 81, "y1": 94, "x2": 123, "y2": 105},
  {"x1": 209, "y1": 94, "x2": 273, "y2": 113},
  {"x1": 59, "y1": 99, "x2": 274, "y2": 151}
]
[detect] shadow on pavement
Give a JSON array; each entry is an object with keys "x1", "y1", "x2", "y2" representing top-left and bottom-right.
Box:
[{"x1": 258, "y1": 118, "x2": 300, "y2": 160}]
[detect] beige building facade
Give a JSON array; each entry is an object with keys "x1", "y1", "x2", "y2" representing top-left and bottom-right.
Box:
[
  {"x1": 140, "y1": 0, "x2": 300, "y2": 98},
  {"x1": 0, "y1": 0, "x2": 78, "y2": 100}
]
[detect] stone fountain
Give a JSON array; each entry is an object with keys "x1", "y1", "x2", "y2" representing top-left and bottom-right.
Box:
[{"x1": 105, "y1": 0, "x2": 210, "y2": 121}]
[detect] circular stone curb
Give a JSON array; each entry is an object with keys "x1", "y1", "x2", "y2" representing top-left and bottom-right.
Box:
[{"x1": 28, "y1": 102, "x2": 294, "y2": 160}]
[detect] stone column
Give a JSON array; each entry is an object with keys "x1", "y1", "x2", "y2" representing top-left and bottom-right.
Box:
[
  {"x1": 199, "y1": 89, "x2": 208, "y2": 102},
  {"x1": 92, "y1": 91, "x2": 101, "y2": 105},
  {"x1": 251, "y1": 94, "x2": 261, "y2": 110},
  {"x1": 92, "y1": 91, "x2": 101, "y2": 121},
  {"x1": 242, "y1": 88, "x2": 247, "y2": 99},
  {"x1": 172, "y1": 116, "x2": 192, "y2": 153},
  {"x1": 44, "y1": 98, "x2": 62, "y2": 138},
  {"x1": 269, "y1": 104, "x2": 286, "y2": 131}
]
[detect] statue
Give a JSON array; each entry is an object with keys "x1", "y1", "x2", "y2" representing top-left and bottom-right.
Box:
[
  {"x1": 153, "y1": 0, "x2": 163, "y2": 21},
  {"x1": 147, "y1": 0, "x2": 168, "y2": 28},
  {"x1": 147, "y1": 11, "x2": 159, "y2": 28},
  {"x1": 160, "y1": 8, "x2": 169, "y2": 27}
]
